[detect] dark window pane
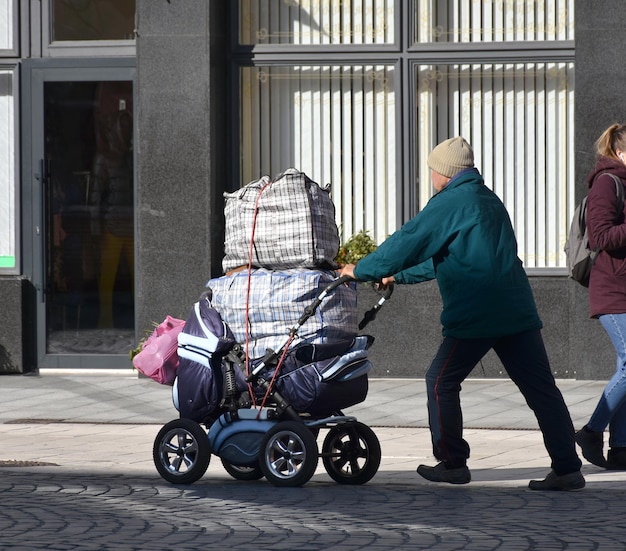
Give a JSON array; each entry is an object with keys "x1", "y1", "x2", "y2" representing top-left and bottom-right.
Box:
[
  {"x1": 44, "y1": 80, "x2": 135, "y2": 354},
  {"x1": 52, "y1": 0, "x2": 135, "y2": 42}
]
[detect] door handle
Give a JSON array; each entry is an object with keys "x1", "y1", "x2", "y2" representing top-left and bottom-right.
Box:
[{"x1": 35, "y1": 158, "x2": 49, "y2": 303}]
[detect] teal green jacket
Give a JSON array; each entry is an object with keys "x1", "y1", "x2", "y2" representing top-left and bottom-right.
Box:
[{"x1": 354, "y1": 168, "x2": 542, "y2": 338}]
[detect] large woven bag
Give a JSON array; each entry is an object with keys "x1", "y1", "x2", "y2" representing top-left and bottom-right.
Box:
[
  {"x1": 222, "y1": 168, "x2": 340, "y2": 272},
  {"x1": 206, "y1": 268, "x2": 358, "y2": 360}
]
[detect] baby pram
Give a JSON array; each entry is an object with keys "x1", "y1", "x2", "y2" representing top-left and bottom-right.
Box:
[{"x1": 152, "y1": 275, "x2": 391, "y2": 487}]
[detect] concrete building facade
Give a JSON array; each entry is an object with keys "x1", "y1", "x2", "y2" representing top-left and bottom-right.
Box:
[{"x1": 0, "y1": 1, "x2": 621, "y2": 380}]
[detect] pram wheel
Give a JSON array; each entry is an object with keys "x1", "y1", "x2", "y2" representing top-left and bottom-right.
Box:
[
  {"x1": 259, "y1": 421, "x2": 319, "y2": 487},
  {"x1": 153, "y1": 419, "x2": 211, "y2": 484},
  {"x1": 221, "y1": 459, "x2": 264, "y2": 481},
  {"x1": 321, "y1": 421, "x2": 381, "y2": 485}
]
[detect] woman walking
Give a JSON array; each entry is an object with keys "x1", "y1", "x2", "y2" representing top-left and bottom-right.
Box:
[{"x1": 576, "y1": 124, "x2": 626, "y2": 470}]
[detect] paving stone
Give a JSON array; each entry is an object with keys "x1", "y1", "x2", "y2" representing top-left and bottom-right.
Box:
[{"x1": 0, "y1": 375, "x2": 625, "y2": 548}]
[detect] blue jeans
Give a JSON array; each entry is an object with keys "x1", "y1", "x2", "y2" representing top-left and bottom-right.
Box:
[
  {"x1": 425, "y1": 329, "x2": 581, "y2": 475},
  {"x1": 587, "y1": 314, "x2": 626, "y2": 447}
]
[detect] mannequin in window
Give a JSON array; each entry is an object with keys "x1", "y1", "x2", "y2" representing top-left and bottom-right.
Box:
[{"x1": 90, "y1": 110, "x2": 134, "y2": 329}]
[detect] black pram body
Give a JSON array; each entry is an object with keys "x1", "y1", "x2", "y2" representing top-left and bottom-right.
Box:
[{"x1": 174, "y1": 269, "x2": 372, "y2": 425}]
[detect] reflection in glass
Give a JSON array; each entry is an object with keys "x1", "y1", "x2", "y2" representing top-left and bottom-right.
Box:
[
  {"x1": 44, "y1": 81, "x2": 134, "y2": 354},
  {"x1": 239, "y1": 0, "x2": 394, "y2": 45},
  {"x1": 415, "y1": 62, "x2": 575, "y2": 268},
  {"x1": 240, "y1": 65, "x2": 396, "y2": 246},
  {"x1": 414, "y1": 0, "x2": 574, "y2": 43},
  {"x1": 52, "y1": 0, "x2": 135, "y2": 41}
]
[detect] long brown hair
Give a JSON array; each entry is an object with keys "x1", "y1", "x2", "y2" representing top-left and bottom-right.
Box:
[{"x1": 595, "y1": 124, "x2": 626, "y2": 159}]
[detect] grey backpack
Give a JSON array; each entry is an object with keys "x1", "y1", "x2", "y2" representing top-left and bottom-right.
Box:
[{"x1": 565, "y1": 173, "x2": 625, "y2": 287}]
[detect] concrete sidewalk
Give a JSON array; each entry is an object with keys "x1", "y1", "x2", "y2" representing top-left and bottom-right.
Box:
[
  {"x1": 0, "y1": 372, "x2": 609, "y2": 429},
  {"x1": 0, "y1": 373, "x2": 616, "y2": 481},
  {"x1": 1, "y1": 373, "x2": 626, "y2": 550}
]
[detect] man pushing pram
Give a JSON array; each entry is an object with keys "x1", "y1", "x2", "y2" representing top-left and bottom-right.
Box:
[
  {"x1": 339, "y1": 137, "x2": 585, "y2": 492},
  {"x1": 150, "y1": 169, "x2": 386, "y2": 487}
]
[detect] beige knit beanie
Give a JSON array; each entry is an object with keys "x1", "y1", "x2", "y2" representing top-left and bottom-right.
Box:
[{"x1": 427, "y1": 136, "x2": 474, "y2": 178}]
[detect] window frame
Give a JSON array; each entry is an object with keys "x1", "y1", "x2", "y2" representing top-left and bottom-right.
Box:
[
  {"x1": 409, "y1": 0, "x2": 574, "y2": 45},
  {"x1": 234, "y1": 60, "x2": 404, "y2": 243},
  {"x1": 232, "y1": 0, "x2": 402, "y2": 53},
  {"x1": 40, "y1": 0, "x2": 136, "y2": 58},
  {"x1": 0, "y1": 0, "x2": 19, "y2": 56},
  {"x1": 0, "y1": 63, "x2": 20, "y2": 274},
  {"x1": 409, "y1": 58, "x2": 575, "y2": 272},
  {"x1": 230, "y1": 0, "x2": 576, "y2": 274}
]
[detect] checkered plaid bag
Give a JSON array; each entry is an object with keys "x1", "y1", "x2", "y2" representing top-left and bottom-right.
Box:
[
  {"x1": 222, "y1": 169, "x2": 340, "y2": 272},
  {"x1": 206, "y1": 268, "x2": 358, "y2": 360}
]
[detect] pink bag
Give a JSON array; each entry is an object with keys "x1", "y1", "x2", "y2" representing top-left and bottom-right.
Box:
[{"x1": 132, "y1": 316, "x2": 185, "y2": 385}]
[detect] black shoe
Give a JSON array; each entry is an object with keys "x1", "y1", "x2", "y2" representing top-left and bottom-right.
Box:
[
  {"x1": 528, "y1": 470, "x2": 585, "y2": 491},
  {"x1": 417, "y1": 462, "x2": 471, "y2": 485},
  {"x1": 606, "y1": 448, "x2": 626, "y2": 470},
  {"x1": 575, "y1": 426, "x2": 606, "y2": 467}
]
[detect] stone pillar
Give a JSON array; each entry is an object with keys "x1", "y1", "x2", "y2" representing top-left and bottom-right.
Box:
[{"x1": 135, "y1": 0, "x2": 229, "y2": 337}]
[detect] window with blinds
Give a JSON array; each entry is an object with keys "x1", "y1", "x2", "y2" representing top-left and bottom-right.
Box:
[
  {"x1": 1, "y1": 0, "x2": 16, "y2": 53},
  {"x1": 235, "y1": 0, "x2": 575, "y2": 270},
  {"x1": 239, "y1": 0, "x2": 395, "y2": 45},
  {"x1": 240, "y1": 65, "x2": 397, "y2": 244},
  {"x1": 0, "y1": 68, "x2": 16, "y2": 271},
  {"x1": 416, "y1": 62, "x2": 575, "y2": 268},
  {"x1": 414, "y1": 0, "x2": 574, "y2": 43}
]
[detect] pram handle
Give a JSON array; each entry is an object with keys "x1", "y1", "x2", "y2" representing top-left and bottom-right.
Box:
[
  {"x1": 359, "y1": 280, "x2": 394, "y2": 329},
  {"x1": 299, "y1": 274, "x2": 394, "y2": 330},
  {"x1": 246, "y1": 274, "x2": 392, "y2": 382},
  {"x1": 373, "y1": 280, "x2": 394, "y2": 301},
  {"x1": 296, "y1": 274, "x2": 354, "y2": 325},
  {"x1": 246, "y1": 275, "x2": 355, "y2": 382}
]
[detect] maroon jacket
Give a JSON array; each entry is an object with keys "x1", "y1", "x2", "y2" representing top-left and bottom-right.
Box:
[{"x1": 586, "y1": 155, "x2": 626, "y2": 317}]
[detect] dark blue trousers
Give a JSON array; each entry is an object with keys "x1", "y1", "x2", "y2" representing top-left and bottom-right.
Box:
[{"x1": 425, "y1": 329, "x2": 581, "y2": 475}]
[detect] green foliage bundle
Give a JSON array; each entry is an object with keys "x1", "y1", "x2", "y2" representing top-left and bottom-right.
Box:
[{"x1": 335, "y1": 230, "x2": 378, "y2": 266}]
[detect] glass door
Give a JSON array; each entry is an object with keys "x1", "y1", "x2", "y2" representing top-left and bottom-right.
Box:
[{"x1": 26, "y1": 63, "x2": 136, "y2": 369}]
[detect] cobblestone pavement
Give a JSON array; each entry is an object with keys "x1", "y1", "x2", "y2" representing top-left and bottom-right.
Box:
[{"x1": 1, "y1": 375, "x2": 626, "y2": 550}]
